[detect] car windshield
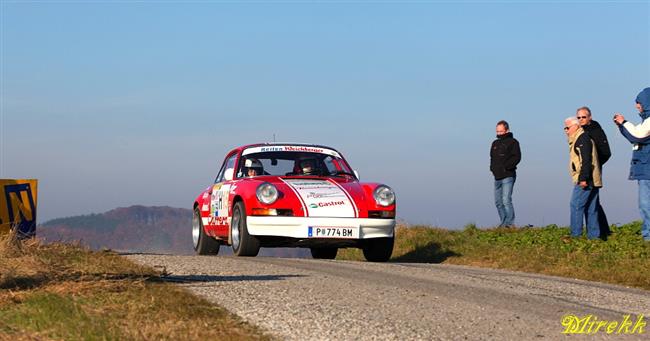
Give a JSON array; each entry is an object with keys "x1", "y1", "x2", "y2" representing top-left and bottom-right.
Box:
[{"x1": 237, "y1": 147, "x2": 354, "y2": 179}]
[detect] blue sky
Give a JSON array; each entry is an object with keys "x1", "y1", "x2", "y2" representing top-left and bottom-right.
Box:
[{"x1": 2, "y1": 1, "x2": 649, "y2": 228}]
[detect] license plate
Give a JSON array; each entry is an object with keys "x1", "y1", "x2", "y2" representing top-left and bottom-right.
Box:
[{"x1": 308, "y1": 226, "x2": 359, "y2": 239}]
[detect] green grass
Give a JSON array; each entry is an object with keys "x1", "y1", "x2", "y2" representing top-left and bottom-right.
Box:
[
  {"x1": 0, "y1": 231, "x2": 274, "y2": 340},
  {"x1": 339, "y1": 221, "x2": 650, "y2": 290},
  {"x1": 1, "y1": 292, "x2": 120, "y2": 339}
]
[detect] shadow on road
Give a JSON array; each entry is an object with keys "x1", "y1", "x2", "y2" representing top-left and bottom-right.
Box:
[
  {"x1": 162, "y1": 274, "x2": 306, "y2": 283},
  {"x1": 391, "y1": 241, "x2": 460, "y2": 263}
]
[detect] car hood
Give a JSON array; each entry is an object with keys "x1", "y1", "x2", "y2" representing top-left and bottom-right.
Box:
[{"x1": 263, "y1": 176, "x2": 368, "y2": 218}]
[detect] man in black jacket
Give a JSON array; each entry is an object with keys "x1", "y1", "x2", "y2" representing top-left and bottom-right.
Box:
[
  {"x1": 490, "y1": 120, "x2": 521, "y2": 227},
  {"x1": 577, "y1": 106, "x2": 611, "y2": 239}
]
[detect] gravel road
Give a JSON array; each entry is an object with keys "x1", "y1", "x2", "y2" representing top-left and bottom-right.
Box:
[{"x1": 125, "y1": 254, "x2": 650, "y2": 340}]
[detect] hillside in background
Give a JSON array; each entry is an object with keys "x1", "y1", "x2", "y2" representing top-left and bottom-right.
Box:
[
  {"x1": 39, "y1": 205, "x2": 309, "y2": 258},
  {"x1": 40, "y1": 206, "x2": 194, "y2": 254}
]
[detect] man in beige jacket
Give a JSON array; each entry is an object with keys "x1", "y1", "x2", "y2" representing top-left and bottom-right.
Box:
[{"x1": 564, "y1": 116, "x2": 602, "y2": 239}]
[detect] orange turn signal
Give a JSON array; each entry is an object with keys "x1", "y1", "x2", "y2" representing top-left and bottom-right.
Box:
[{"x1": 251, "y1": 208, "x2": 278, "y2": 216}]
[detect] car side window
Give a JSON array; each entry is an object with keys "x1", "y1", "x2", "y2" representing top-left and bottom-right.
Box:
[
  {"x1": 215, "y1": 163, "x2": 226, "y2": 183},
  {"x1": 215, "y1": 153, "x2": 238, "y2": 183},
  {"x1": 324, "y1": 156, "x2": 337, "y2": 173}
]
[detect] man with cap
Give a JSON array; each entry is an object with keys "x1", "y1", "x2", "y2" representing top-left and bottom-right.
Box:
[{"x1": 614, "y1": 87, "x2": 650, "y2": 242}]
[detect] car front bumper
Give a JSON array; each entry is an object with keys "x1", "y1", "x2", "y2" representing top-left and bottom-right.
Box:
[{"x1": 246, "y1": 216, "x2": 395, "y2": 239}]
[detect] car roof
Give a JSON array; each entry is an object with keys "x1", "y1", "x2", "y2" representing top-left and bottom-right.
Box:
[{"x1": 241, "y1": 142, "x2": 337, "y2": 150}]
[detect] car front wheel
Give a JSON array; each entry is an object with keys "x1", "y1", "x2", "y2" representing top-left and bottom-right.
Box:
[
  {"x1": 193, "y1": 207, "x2": 220, "y2": 255},
  {"x1": 231, "y1": 201, "x2": 260, "y2": 257},
  {"x1": 362, "y1": 237, "x2": 393, "y2": 262}
]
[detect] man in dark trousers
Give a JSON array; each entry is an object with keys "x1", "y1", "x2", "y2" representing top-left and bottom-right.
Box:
[
  {"x1": 490, "y1": 120, "x2": 521, "y2": 227},
  {"x1": 577, "y1": 106, "x2": 611, "y2": 239},
  {"x1": 565, "y1": 116, "x2": 601, "y2": 239}
]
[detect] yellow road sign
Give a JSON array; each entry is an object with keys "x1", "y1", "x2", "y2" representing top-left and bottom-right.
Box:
[{"x1": 0, "y1": 179, "x2": 38, "y2": 237}]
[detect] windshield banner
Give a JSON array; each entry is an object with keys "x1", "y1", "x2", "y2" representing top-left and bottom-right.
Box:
[{"x1": 242, "y1": 146, "x2": 341, "y2": 158}]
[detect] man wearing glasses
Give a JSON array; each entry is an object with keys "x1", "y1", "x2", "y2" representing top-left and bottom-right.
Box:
[
  {"x1": 564, "y1": 117, "x2": 602, "y2": 239},
  {"x1": 577, "y1": 107, "x2": 611, "y2": 239}
]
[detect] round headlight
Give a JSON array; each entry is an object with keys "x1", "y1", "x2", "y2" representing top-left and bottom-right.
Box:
[
  {"x1": 373, "y1": 185, "x2": 395, "y2": 206},
  {"x1": 256, "y1": 182, "x2": 278, "y2": 205}
]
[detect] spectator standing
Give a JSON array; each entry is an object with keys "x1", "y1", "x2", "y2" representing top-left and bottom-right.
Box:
[
  {"x1": 565, "y1": 116, "x2": 601, "y2": 239},
  {"x1": 490, "y1": 120, "x2": 521, "y2": 227},
  {"x1": 614, "y1": 87, "x2": 650, "y2": 242},
  {"x1": 577, "y1": 106, "x2": 611, "y2": 239}
]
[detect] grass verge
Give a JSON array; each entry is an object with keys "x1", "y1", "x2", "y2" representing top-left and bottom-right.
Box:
[
  {"x1": 0, "y1": 230, "x2": 273, "y2": 340},
  {"x1": 338, "y1": 221, "x2": 650, "y2": 290}
]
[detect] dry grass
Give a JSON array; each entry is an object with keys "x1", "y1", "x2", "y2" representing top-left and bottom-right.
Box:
[
  {"x1": 0, "y1": 229, "x2": 274, "y2": 340},
  {"x1": 0, "y1": 228, "x2": 155, "y2": 292}
]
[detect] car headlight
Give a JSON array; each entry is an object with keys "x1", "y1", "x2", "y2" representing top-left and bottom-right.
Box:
[
  {"x1": 373, "y1": 185, "x2": 395, "y2": 206},
  {"x1": 256, "y1": 182, "x2": 278, "y2": 205}
]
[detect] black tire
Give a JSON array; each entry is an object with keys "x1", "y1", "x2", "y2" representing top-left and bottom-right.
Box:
[
  {"x1": 193, "y1": 207, "x2": 220, "y2": 255},
  {"x1": 310, "y1": 247, "x2": 338, "y2": 259},
  {"x1": 362, "y1": 237, "x2": 394, "y2": 262},
  {"x1": 231, "y1": 201, "x2": 260, "y2": 257}
]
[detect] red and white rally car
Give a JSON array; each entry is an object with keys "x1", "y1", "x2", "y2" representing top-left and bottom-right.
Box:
[{"x1": 192, "y1": 143, "x2": 396, "y2": 262}]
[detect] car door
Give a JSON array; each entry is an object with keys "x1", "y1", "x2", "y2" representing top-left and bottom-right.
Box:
[{"x1": 206, "y1": 152, "x2": 238, "y2": 238}]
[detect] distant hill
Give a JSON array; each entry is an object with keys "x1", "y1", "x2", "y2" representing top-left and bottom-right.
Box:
[
  {"x1": 39, "y1": 205, "x2": 309, "y2": 258},
  {"x1": 40, "y1": 206, "x2": 194, "y2": 254}
]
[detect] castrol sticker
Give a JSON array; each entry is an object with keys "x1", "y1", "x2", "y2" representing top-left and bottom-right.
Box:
[{"x1": 282, "y1": 179, "x2": 357, "y2": 217}]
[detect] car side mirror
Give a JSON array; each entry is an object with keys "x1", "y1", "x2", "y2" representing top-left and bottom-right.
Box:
[
  {"x1": 224, "y1": 168, "x2": 234, "y2": 181},
  {"x1": 353, "y1": 170, "x2": 360, "y2": 180}
]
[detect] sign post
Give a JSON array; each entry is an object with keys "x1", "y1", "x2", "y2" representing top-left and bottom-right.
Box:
[{"x1": 0, "y1": 179, "x2": 38, "y2": 238}]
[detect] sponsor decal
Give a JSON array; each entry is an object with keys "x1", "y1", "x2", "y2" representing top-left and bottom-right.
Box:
[
  {"x1": 282, "y1": 146, "x2": 324, "y2": 153},
  {"x1": 259, "y1": 147, "x2": 284, "y2": 152},
  {"x1": 305, "y1": 191, "x2": 342, "y2": 199},
  {"x1": 210, "y1": 184, "x2": 230, "y2": 219},
  {"x1": 208, "y1": 216, "x2": 229, "y2": 225},
  {"x1": 259, "y1": 146, "x2": 323, "y2": 153},
  {"x1": 242, "y1": 145, "x2": 341, "y2": 158},
  {"x1": 310, "y1": 200, "x2": 345, "y2": 208},
  {"x1": 283, "y1": 179, "x2": 356, "y2": 218}
]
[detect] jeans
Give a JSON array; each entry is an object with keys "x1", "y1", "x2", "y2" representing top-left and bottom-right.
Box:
[
  {"x1": 494, "y1": 176, "x2": 516, "y2": 226},
  {"x1": 570, "y1": 184, "x2": 600, "y2": 239},
  {"x1": 585, "y1": 196, "x2": 610, "y2": 239},
  {"x1": 591, "y1": 167, "x2": 610, "y2": 238},
  {"x1": 639, "y1": 180, "x2": 650, "y2": 241}
]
